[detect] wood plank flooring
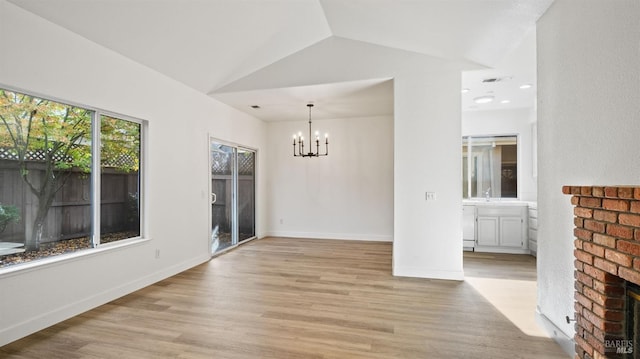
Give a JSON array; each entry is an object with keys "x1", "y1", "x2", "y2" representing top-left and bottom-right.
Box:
[{"x1": 1, "y1": 237, "x2": 569, "y2": 358}]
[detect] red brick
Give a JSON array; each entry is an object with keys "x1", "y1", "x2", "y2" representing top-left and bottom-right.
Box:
[
  {"x1": 593, "y1": 257, "x2": 617, "y2": 275},
  {"x1": 562, "y1": 185, "x2": 573, "y2": 194},
  {"x1": 619, "y1": 213, "x2": 640, "y2": 227},
  {"x1": 618, "y1": 266, "x2": 640, "y2": 286},
  {"x1": 585, "y1": 220, "x2": 606, "y2": 233},
  {"x1": 593, "y1": 187, "x2": 605, "y2": 197},
  {"x1": 582, "y1": 309, "x2": 603, "y2": 329},
  {"x1": 575, "y1": 239, "x2": 584, "y2": 249},
  {"x1": 635, "y1": 188, "x2": 640, "y2": 200},
  {"x1": 604, "y1": 249, "x2": 632, "y2": 267},
  {"x1": 578, "y1": 315, "x2": 595, "y2": 335},
  {"x1": 634, "y1": 258, "x2": 640, "y2": 271},
  {"x1": 581, "y1": 197, "x2": 603, "y2": 208},
  {"x1": 603, "y1": 321, "x2": 624, "y2": 334},
  {"x1": 581, "y1": 187, "x2": 593, "y2": 196},
  {"x1": 602, "y1": 199, "x2": 629, "y2": 212},
  {"x1": 575, "y1": 228, "x2": 593, "y2": 240},
  {"x1": 584, "y1": 287, "x2": 608, "y2": 307},
  {"x1": 592, "y1": 305, "x2": 624, "y2": 322},
  {"x1": 590, "y1": 280, "x2": 624, "y2": 299},
  {"x1": 586, "y1": 332, "x2": 607, "y2": 354},
  {"x1": 575, "y1": 249, "x2": 594, "y2": 265},
  {"x1": 576, "y1": 260, "x2": 584, "y2": 271},
  {"x1": 592, "y1": 278, "x2": 605, "y2": 293},
  {"x1": 575, "y1": 302, "x2": 584, "y2": 315},
  {"x1": 635, "y1": 229, "x2": 640, "y2": 241},
  {"x1": 631, "y1": 201, "x2": 640, "y2": 213},
  {"x1": 603, "y1": 284, "x2": 625, "y2": 297},
  {"x1": 618, "y1": 240, "x2": 640, "y2": 256},
  {"x1": 575, "y1": 217, "x2": 584, "y2": 228},
  {"x1": 575, "y1": 335, "x2": 594, "y2": 357},
  {"x1": 575, "y1": 207, "x2": 594, "y2": 218},
  {"x1": 572, "y1": 187, "x2": 583, "y2": 195},
  {"x1": 593, "y1": 233, "x2": 616, "y2": 248},
  {"x1": 575, "y1": 281, "x2": 584, "y2": 293},
  {"x1": 605, "y1": 187, "x2": 619, "y2": 198},
  {"x1": 584, "y1": 242, "x2": 606, "y2": 257},
  {"x1": 607, "y1": 224, "x2": 634, "y2": 239},
  {"x1": 593, "y1": 210, "x2": 618, "y2": 223},
  {"x1": 572, "y1": 196, "x2": 580, "y2": 205},
  {"x1": 618, "y1": 187, "x2": 634, "y2": 199},
  {"x1": 576, "y1": 270, "x2": 594, "y2": 287},
  {"x1": 584, "y1": 264, "x2": 606, "y2": 282},
  {"x1": 575, "y1": 292, "x2": 593, "y2": 310}
]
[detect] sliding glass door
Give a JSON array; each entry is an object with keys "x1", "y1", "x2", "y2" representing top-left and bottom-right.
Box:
[{"x1": 210, "y1": 139, "x2": 255, "y2": 254}]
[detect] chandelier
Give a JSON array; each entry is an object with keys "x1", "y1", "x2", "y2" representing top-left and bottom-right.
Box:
[{"x1": 292, "y1": 104, "x2": 328, "y2": 157}]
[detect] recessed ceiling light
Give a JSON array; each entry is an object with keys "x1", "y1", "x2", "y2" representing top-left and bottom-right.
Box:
[
  {"x1": 500, "y1": 100, "x2": 511, "y2": 104},
  {"x1": 461, "y1": 88, "x2": 470, "y2": 93},
  {"x1": 473, "y1": 95, "x2": 495, "y2": 104},
  {"x1": 250, "y1": 105, "x2": 261, "y2": 109},
  {"x1": 519, "y1": 84, "x2": 533, "y2": 89}
]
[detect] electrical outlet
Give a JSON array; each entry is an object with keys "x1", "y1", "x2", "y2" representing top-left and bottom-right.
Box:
[{"x1": 426, "y1": 192, "x2": 437, "y2": 200}]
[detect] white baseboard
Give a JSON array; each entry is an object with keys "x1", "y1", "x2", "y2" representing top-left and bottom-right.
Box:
[
  {"x1": 265, "y1": 231, "x2": 393, "y2": 242},
  {"x1": 0, "y1": 253, "x2": 210, "y2": 347},
  {"x1": 393, "y1": 265, "x2": 464, "y2": 281},
  {"x1": 535, "y1": 309, "x2": 575, "y2": 357}
]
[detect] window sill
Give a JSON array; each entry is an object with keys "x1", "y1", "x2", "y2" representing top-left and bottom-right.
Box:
[{"x1": 0, "y1": 237, "x2": 151, "y2": 279}]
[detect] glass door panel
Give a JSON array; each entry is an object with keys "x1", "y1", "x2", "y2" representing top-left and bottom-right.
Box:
[
  {"x1": 237, "y1": 149, "x2": 255, "y2": 242},
  {"x1": 210, "y1": 142, "x2": 236, "y2": 254}
]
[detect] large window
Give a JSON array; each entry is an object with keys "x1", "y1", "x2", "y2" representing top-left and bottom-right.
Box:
[
  {"x1": 0, "y1": 88, "x2": 144, "y2": 268},
  {"x1": 463, "y1": 135, "x2": 517, "y2": 199}
]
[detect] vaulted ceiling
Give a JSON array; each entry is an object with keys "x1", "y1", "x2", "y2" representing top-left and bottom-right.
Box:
[{"x1": 8, "y1": 0, "x2": 554, "y2": 121}]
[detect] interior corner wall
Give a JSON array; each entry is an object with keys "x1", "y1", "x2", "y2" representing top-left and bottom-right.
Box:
[
  {"x1": 266, "y1": 115, "x2": 393, "y2": 241},
  {"x1": 0, "y1": 1, "x2": 267, "y2": 346},
  {"x1": 536, "y1": 0, "x2": 640, "y2": 341},
  {"x1": 392, "y1": 68, "x2": 464, "y2": 280},
  {"x1": 462, "y1": 108, "x2": 537, "y2": 201}
]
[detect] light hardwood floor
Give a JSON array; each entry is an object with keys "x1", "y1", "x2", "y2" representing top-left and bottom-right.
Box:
[{"x1": 1, "y1": 237, "x2": 569, "y2": 358}]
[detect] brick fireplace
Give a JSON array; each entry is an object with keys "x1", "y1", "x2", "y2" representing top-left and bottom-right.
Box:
[{"x1": 564, "y1": 185, "x2": 640, "y2": 358}]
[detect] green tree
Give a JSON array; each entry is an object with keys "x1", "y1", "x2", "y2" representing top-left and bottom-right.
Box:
[
  {"x1": 1, "y1": 90, "x2": 140, "y2": 251},
  {"x1": 0, "y1": 90, "x2": 91, "y2": 250}
]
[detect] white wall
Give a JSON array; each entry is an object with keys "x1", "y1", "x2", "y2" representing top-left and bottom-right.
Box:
[
  {"x1": 462, "y1": 108, "x2": 537, "y2": 201},
  {"x1": 0, "y1": 1, "x2": 267, "y2": 345},
  {"x1": 266, "y1": 115, "x2": 394, "y2": 241},
  {"x1": 220, "y1": 37, "x2": 467, "y2": 280},
  {"x1": 392, "y1": 67, "x2": 463, "y2": 279},
  {"x1": 537, "y1": 0, "x2": 640, "y2": 343}
]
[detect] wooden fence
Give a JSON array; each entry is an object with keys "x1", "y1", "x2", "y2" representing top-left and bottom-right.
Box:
[{"x1": 0, "y1": 160, "x2": 138, "y2": 245}]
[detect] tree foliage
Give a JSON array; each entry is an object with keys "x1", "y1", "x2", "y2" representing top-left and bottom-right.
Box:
[{"x1": 0, "y1": 89, "x2": 140, "y2": 250}]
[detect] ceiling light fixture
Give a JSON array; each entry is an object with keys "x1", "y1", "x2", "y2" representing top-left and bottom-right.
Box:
[
  {"x1": 293, "y1": 104, "x2": 328, "y2": 158},
  {"x1": 519, "y1": 83, "x2": 533, "y2": 89},
  {"x1": 473, "y1": 95, "x2": 495, "y2": 104}
]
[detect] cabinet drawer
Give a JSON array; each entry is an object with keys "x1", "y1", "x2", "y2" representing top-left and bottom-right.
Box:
[{"x1": 477, "y1": 206, "x2": 525, "y2": 217}]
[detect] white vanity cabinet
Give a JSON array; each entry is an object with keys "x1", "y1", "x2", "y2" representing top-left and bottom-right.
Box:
[{"x1": 473, "y1": 204, "x2": 529, "y2": 254}]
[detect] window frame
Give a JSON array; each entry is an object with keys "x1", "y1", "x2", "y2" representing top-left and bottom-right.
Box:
[
  {"x1": 462, "y1": 134, "x2": 519, "y2": 200},
  {"x1": 0, "y1": 83, "x2": 147, "y2": 273}
]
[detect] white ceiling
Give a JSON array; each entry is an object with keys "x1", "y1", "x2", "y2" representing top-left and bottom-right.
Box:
[{"x1": 8, "y1": 0, "x2": 553, "y2": 121}]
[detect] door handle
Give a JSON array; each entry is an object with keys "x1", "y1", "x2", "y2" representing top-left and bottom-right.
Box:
[{"x1": 211, "y1": 193, "x2": 217, "y2": 204}]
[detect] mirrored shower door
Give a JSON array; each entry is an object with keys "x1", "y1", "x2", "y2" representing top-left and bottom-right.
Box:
[{"x1": 210, "y1": 139, "x2": 256, "y2": 255}]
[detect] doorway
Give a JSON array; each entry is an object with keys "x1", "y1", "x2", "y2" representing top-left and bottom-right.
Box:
[{"x1": 210, "y1": 139, "x2": 256, "y2": 254}]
